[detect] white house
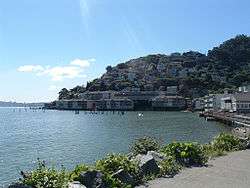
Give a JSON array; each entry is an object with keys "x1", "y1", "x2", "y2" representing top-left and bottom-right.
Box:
[{"x1": 233, "y1": 92, "x2": 250, "y2": 113}]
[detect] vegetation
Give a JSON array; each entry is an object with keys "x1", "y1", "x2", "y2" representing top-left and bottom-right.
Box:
[
  {"x1": 210, "y1": 133, "x2": 246, "y2": 152},
  {"x1": 16, "y1": 133, "x2": 248, "y2": 188},
  {"x1": 160, "y1": 142, "x2": 208, "y2": 166},
  {"x1": 20, "y1": 159, "x2": 69, "y2": 188},
  {"x1": 130, "y1": 136, "x2": 161, "y2": 155},
  {"x1": 95, "y1": 154, "x2": 140, "y2": 187},
  {"x1": 159, "y1": 157, "x2": 181, "y2": 177},
  {"x1": 69, "y1": 164, "x2": 89, "y2": 181}
]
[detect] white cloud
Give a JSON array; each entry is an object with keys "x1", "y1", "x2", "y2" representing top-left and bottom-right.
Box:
[
  {"x1": 17, "y1": 65, "x2": 44, "y2": 72},
  {"x1": 70, "y1": 58, "x2": 94, "y2": 68},
  {"x1": 43, "y1": 66, "x2": 85, "y2": 81},
  {"x1": 17, "y1": 58, "x2": 93, "y2": 81}
]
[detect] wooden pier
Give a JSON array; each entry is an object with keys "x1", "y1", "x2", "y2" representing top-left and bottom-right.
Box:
[{"x1": 202, "y1": 111, "x2": 250, "y2": 127}]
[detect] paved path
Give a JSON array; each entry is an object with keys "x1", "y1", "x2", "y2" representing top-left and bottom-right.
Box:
[{"x1": 137, "y1": 150, "x2": 250, "y2": 188}]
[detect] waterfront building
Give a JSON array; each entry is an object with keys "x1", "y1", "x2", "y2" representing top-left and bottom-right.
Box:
[
  {"x1": 232, "y1": 92, "x2": 250, "y2": 113},
  {"x1": 98, "y1": 99, "x2": 134, "y2": 110},
  {"x1": 151, "y1": 96, "x2": 186, "y2": 110},
  {"x1": 206, "y1": 92, "x2": 250, "y2": 114},
  {"x1": 55, "y1": 100, "x2": 87, "y2": 110},
  {"x1": 221, "y1": 95, "x2": 235, "y2": 112},
  {"x1": 193, "y1": 98, "x2": 205, "y2": 111},
  {"x1": 204, "y1": 94, "x2": 223, "y2": 112}
]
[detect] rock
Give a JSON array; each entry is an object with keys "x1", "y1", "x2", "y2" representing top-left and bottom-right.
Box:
[
  {"x1": 112, "y1": 169, "x2": 135, "y2": 185},
  {"x1": 246, "y1": 140, "x2": 250, "y2": 149},
  {"x1": 8, "y1": 183, "x2": 32, "y2": 188},
  {"x1": 68, "y1": 181, "x2": 87, "y2": 188},
  {"x1": 79, "y1": 170, "x2": 106, "y2": 188},
  {"x1": 135, "y1": 154, "x2": 160, "y2": 175},
  {"x1": 147, "y1": 151, "x2": 165, "y2": 162}
]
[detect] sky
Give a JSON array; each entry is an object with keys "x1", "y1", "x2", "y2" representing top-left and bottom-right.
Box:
[{"x1": 0, "y1": 0, "x2": 250, "y2": 102}]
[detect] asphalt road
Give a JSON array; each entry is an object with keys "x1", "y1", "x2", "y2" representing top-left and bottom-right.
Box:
[{"x1": 137, "y1": 150, "x2": 250, "y2": 188}]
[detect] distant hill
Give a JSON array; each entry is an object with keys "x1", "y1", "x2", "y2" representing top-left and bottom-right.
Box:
[
  {"x1": 58, "y1": 34, "x2": 250, "y2": 100},
  {"x1": 0, "y1": 101, "x2": 44, "y2": 107}
]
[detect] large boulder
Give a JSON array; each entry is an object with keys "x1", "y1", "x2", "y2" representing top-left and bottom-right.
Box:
[
  {"x1": 147, "y1": 151, "x2": 165, "y2": 163},
  {"x1": 79, "y1": 170, "x2": 106, "y2": 188},
  {"x1": 68, "y1": 181, "x2": 87, "y2": 188},
  {"x1": 135, "y1": 154, "x2": 160, "y2": 175},
  {"x1": 112, "y1": 169, "x2": 135, "y2": 186}
]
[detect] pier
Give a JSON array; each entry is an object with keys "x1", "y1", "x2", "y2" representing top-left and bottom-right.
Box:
[{"x1": 202, "y1": 111, "x2": 250, "y2": 127}]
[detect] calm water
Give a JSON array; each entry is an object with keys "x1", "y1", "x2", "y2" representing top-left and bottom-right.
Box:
[{"x1": 0, "y1": 108, "x2": 230, "y2": 186}]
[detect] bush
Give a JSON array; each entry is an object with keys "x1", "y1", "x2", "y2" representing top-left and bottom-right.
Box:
[
  {"x1": 130, "y1": 137, "x2": 160, "y2": 155},
  {"x1": 211, "y1": 133, "x2": 246, "y2": 152},
  {"x1": 95, "y1": 154, "x2": 140, "y2": 187},
  {"x1": 21, "y1": 159, "x2": 69, "y2": 188},
  {"x1": 160, "y1": 142, "x2": 208, "y2": 166},
  {"x1": 69, "y1": 164, "x2": 89, "y2": 181},
  {"x1": 203, "y1": 144, "x2": 226, "y2": 158},
  {"x1": 159, "y1": 157, "x2": 181, "y2": 177}
]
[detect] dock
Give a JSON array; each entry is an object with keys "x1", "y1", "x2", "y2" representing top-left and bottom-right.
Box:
[{"x1": 202, "y1": 111, "x2": 250, "y2": 127}]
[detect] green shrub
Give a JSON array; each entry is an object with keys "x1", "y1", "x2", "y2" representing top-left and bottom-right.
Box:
[
  {"x1": 130, "y1": 136, "x2": 160, "y2": 155},
  {"x1": 211, "y1": 133, "x2": 246, "y2": 152},
  {"x1": 159, "y1": 157, "x2": 181, "y2": 177},
  {"x1": 21, "y1": 160, "x2": 69, "y2": 188},
  {"x1": 161, "y1": 142, "x2": 208, "y2": 166},
  {"x1": 69, "y1": 164, "x2": 89, "y2": 181},
  {"x1": 203, "y1": 144, "x2": 226, "y2": 158},
  {"x1": 95, "y1": 154, "x2": 140, "y2": 187}
]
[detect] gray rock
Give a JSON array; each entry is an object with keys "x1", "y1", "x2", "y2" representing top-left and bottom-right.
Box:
[
  {"x1": 112, "y1": 169, "x2": 135, "y2": 185},
  {"x1": 136, "y1": 154, "x2": 160, "y2": 175},
  {"x1": 147, "y1": 151, "x2": 165, "y2": 162},
  {"x1": 79, "y1": 170, "x2": 106, "y2": 188},
  {"x1": 68, "y1": 181, "x2": 87, "y2": 188},
  {"x1": 8, "y1": 183, "x2": 32, "y2": 188}
]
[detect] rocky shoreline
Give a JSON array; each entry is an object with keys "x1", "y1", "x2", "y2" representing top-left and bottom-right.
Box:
[{"x1": 7, "y1": 134, "x2": 250, "y2": 188}]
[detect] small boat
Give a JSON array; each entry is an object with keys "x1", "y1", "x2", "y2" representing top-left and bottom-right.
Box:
[
  {"x1": 138, "y1": 113, "x2": 143, "y2": 117},
  {"x1": 75, "y1": 110, "x2": 80, "y2": 114}
]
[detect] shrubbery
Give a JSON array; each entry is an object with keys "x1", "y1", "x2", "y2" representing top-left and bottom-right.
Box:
[
  {"x1": 69, "y1": 164, "x2": 89, "y2": 181},
  {"x1": 160, "y1": 142, "x2": 208, "y2": 166},
  {"x1": 159, "y1": 157, "x2": 181, "y2": 177},
  {"x1": 130, "y1": 136, "x2": 160, "y2": 155},
  {"x1": 16, "y1": 133, "x2": 248, "y2": 188},
  {"x1": 20, "y1": 160, "x2": 69, "y2": 188},
  {"x1": 211, "y1": 133, "x2": 246, "y2": 152},
  {"x1": 95, "y1": 153, "x2": 140, "y2": 187}
]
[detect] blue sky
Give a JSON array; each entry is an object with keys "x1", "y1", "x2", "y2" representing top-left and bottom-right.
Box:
[{"x1": 0, "y1": 0, "x2": 250, "y2": 102}]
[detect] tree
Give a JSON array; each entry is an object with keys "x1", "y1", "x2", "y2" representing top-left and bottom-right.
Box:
[
  {"x1": 106, "y1": 65, "x2": 112, "y2": 72},
  {"x1": 58, "y1": 88, "x2": 69, "y2": 100}
]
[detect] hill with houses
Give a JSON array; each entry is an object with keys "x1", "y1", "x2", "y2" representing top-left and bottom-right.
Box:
[{"x1": 58, "y1": 35, "x2": 250, "y2": 100}]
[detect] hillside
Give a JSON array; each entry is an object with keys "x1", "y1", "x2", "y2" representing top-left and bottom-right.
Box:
[{"x1": 58, "y1": 35, "x2": 250, "y2": 100}]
